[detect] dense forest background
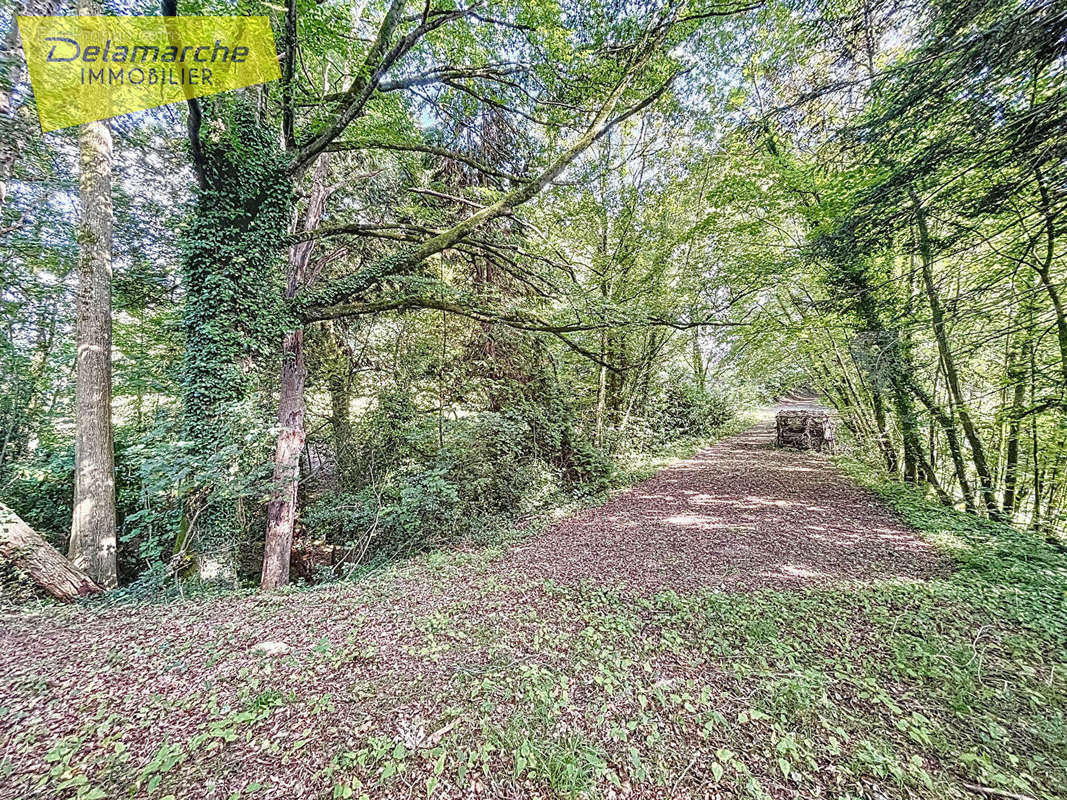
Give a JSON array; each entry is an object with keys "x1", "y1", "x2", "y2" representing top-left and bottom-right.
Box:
[{"x1": 0, "y1": 0, "x2": 1064, "y2": 594}]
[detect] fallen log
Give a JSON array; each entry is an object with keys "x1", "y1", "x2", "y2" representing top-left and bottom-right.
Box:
[{"x1": 0, "y1": 501, "x2": 102, "y2": 602}]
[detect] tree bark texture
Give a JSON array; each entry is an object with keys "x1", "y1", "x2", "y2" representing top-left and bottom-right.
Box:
[
  {"x1": 261, "y1": 154, "x2": 332, "y2": 590},
  {"x1": 261, "y1": 326, "x2": 306, "y2": 590},
  {"x1": 2, "y1": 502, "x2": 102, "y2": 602},
  {"x1": 69, "y1": 91, "x2": 117, "y2": 588}
]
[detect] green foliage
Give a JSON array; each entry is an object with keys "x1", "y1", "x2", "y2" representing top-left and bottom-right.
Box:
[
  {"x1": 0, "y1": 444, "x2": 73, "y2": 546},
  {"x1": 177, "y1": 97, "x2": 294, "y2": 578},
  {"x1": 117, "y1": 404, "x2": 275, "y2": 577},
  {"x1": 305, "y1": 409, "x2": 557, "y2": 563},
  {"x1": 497, "y1": 360, "x2": 614, "y2": 491},
  {"x1": 180, "y1": 97, "x2": 292, "y2": 425},
  {"x1": 657, "y1": 380, "x2": 733, "y2": 439},
  {"x1": 557, "y1": 427, "x2": 614, "y2": 491}
]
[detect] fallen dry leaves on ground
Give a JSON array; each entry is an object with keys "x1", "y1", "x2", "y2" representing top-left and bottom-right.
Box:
[{"x1": 506, "y1": 423, "x2": 944, "y2": 593}]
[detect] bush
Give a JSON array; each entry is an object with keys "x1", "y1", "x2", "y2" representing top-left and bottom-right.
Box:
[
  {"x1": 305, "y1": 410, "x2": 558, "y2": 564},
  {"x1": 0, "y1": 445, "x2": 74, "y2": 549},
  {"x1": 442, "y1": 412, "x2": 542, "y2": 514},
  {"x1": 558, "y1": 427, "x2": 614, "y2": 493},
  {"x1": 658, "y1": 382, "x2": 732, "y2": 439}
]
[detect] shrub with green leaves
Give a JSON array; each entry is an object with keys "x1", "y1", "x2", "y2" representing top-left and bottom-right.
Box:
[
  {"x1": 305, "y1": 410, "x2": 558, "y2": 563},
  {"x1": 657, "y1": 381, "x2": 733, "y2": 439}
]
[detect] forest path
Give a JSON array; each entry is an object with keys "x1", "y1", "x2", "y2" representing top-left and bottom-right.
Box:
[{"x1": 504, "y1": 416, "x2": 944, "y2": 593}]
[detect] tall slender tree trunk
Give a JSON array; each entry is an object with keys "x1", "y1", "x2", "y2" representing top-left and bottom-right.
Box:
[
  {"x1": 912, "y1": 193, "x2": 999, "y2": 518},
  {"x1": 261, "y1": 155, "x2": 332, "y2": 591},
  {"x1": 905, "y1": 376, "x2": 976, "y2": 511},
  {"x1": 619, "y1": 330, "x2": 661, "y2": 434},
  {"x1": 594, "y1": 332, "x2": 608, "y2": 446},
  {"x1": 593, "y1": 194, "x2": 610, "y2": 447},
  {"x1": 891, "y1": 384, "x2": 920, "y2": 483},
  {"x1": 68, "y1": 61, "x2": 116, "y2": 588},
  {"x1": 329, "y1": 369, "x2": 356, "y2": 489},
  {"x1": 1002, "y1": 273, "x2": 1035, "y2": 519},
  {"x1": 1001, "y1": 372, "x2": 1026, "y2": 519},
  {"x1": 826, "y1": 340, "x2": 874, "y2": 440},
  {"x1": 261, "y1": 323, "x2": 307, "y2": 591},
  {"x1": 869, "y1": 385, "x2": 898, "y2": 474},
  {"x1": 1031, "y1": 166, "x2": 1067, "y2": 534},
  {"x1": 848, "y1": 277, "x2": 900, "y2": 476},
  {"x1": 691, "y1": 327, "x2": 705, "y2": 390},
  {"x1": 1032, "y1": 166, "x2": 1067, "y2": 393},
  {"x1": 1041, "y1": 429, "x2": 1067, "y2": 538},
  {"x1": 816, "y1": 356, "x2": 874, "y2": 442},
  {"x1": 1030, "y1": 348, "x2": 1043, "y2": 531},
  {"x1": 891, "y1": 383, "x2": 950, "y2": 504}
]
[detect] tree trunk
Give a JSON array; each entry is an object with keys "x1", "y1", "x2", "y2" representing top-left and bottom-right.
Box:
[
  {"x1": 68, "y1": 51, "x2": 116, "y2": 589},
  {"x1": 261, "y1": 154, "x2": 332, "y2": 591},
  {"x1": 912, "y1": 193, "x2": 999, "y2": 518},
  {"x1": 891, "y1": 383, "x2": 921, "y2": 484},
  {"x1": 691, "y1": 327, "x2": 705, "y2": 390},
  {"x1": 905, "y1": 376, "x2": 976, "y2": 512},
  {"x1": 1040, "y1": 427, "x2": 1067, "y2": 538},
  {"x1": 869, "y1": 385, "x2": 898, "y2": 474},
  {"x1": 594, "y1": 334, "x2": 608, "y2": 447},
  {"x1": 1030, "y1": 348, "x2": 1042, "y2": 531},
  {"x1": 604, "y1": 330, "x2": 626, "y2": 428},
  {"x1": 178, "y1": 100, "x2": 294, "y2": 584},
  {"x1": 825, "y1": 342, "x2": 874, "y2": 441},
  {"x1": 1032, "y1": 166, "x2": 1067, "y2": 393},
  {"x1": 2, "y1": 502, "x2": 102, "y2": 602},
  {"x1": 847, "y1": 283, "x2": 900, "y2": 476},
  {"x1": 1002, "y1": 276, "x2": 1034, "y2": 519},
  {"x1": 261, "y1": 327, "x2": 306, "y2": 590},
  {"x1": 328, "y1": 367, "x2": 356, "y2": 490}
]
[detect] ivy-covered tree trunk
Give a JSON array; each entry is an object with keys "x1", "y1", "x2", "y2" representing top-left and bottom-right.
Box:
[
  {"x1": 869, "y1": 385, "x2": 898, "y2": 474},
  {"x1": 69, "y1": 76, "x2": 116, "y2": 588},
  {"x1": 262, "y1": 155, "x2": 332, "y2": 590},
  {"x1": 840, "y1": 256, "x2": 946, "y2": 501},
  {"x1": 180, "y1": 100, "x2": 292, "y2": 584}
]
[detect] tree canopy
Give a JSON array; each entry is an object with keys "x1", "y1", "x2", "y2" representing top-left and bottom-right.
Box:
[{"x1": 1, "y1": 0, "x2": 1064, "y2": 593}]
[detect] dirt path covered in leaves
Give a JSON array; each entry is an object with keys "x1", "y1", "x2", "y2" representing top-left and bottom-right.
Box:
[
  {"x1": 0, "y1": 421, "x2": 979, "y2": 800},
  {"x1": 506, "y1": 420, "x2": 943, "y2": 593}
]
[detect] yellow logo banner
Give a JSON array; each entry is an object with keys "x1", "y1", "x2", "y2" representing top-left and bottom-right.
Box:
[{"x1": 17, "y1": 15, "x2": 280, "y2": 132}]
